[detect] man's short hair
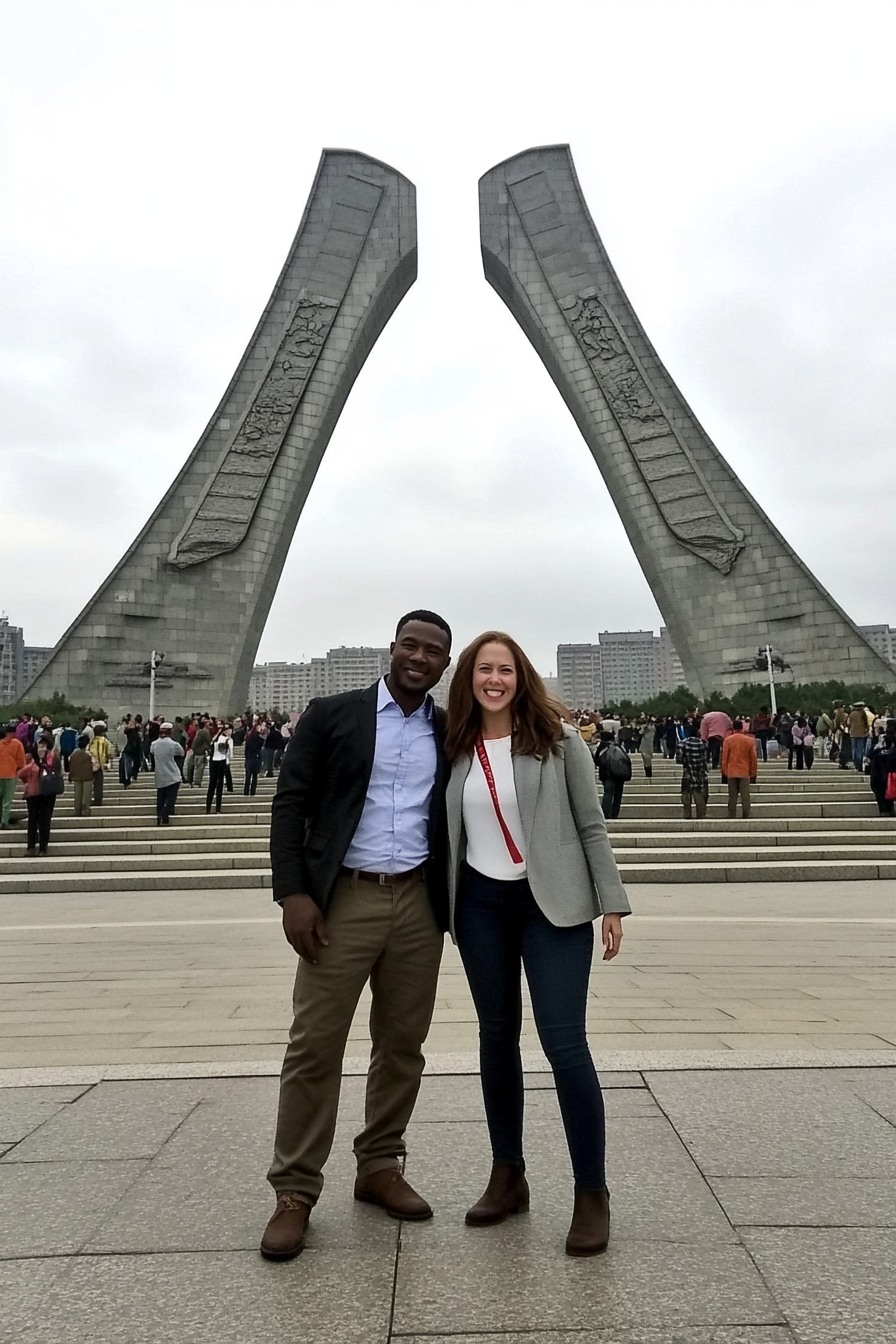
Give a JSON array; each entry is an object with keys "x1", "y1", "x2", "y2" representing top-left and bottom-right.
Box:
[
  {"x1": 733, "y1": 719, "x2": 743, "y2": 730},
  {"x1": 77, "y1": 734, "x2": 89, "y2": 749},
  {"x1": 394, "y1": 610, "x2": 452, "y2": 647}
]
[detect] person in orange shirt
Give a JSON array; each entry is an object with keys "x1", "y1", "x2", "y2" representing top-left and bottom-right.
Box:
[
  {"x1": 0, "y1": 723, "x2": 27, "y2": 828},
  {"x1": 721, "y1": 720, "x2": 758, "y2": 819}
]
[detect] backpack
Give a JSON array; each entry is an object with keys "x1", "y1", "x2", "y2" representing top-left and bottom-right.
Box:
[
  {"x1": 603, "y1": 742, "x2": 632, "y2": 781},
  {"x1": 60, "y1": 728, "x2": 78, "y2": 754}
]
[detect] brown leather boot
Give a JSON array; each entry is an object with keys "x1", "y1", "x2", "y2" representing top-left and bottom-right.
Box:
[
  {"x1": 565, "y1": 1187, "x2": 610, "y2": 1256},
  {"x1": 353, "y1": 1168, "x2": 433, "y2": 1220},
  {"x1": 465, "y1": 1163, "x2": 530, "y2": 1227},
  {"x1": 259, "y1": 1192, "x2": 312, "y2": 1260}
]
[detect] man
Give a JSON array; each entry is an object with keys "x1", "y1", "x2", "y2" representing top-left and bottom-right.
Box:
[
  {"x1": 88, "y1": 722, "x2": 113, "y2": 806},
  {"x1": 68, "y1": 735, "x2": 95, "y2": 818},
  {"x1": 699, "y1": 708, "x2": 732, "y2": 770},
  {"x1": 595, "y1": 730, "x2": 629, "y2": 819},
  {"x1": 261, "y1": 611, "x2": 452, "y2": 1262},
  {"x1": 678, "y1": 720, "x2": 709, "y2": 819},
  {"x1": 150, "y1": 722, "x2": 184, "y2": 825},
  {"x1": 0, "y1": 723, "x2": 26, "y2": 829},
  {"x1": 847, "y1": 702, "x2": 870, "y2": 772},
  {"x1": 188, "y1": 717, "x2": 212, "y2": 789},
  {"x1": 721, "y1": 719, "x2": 758, "y2": 819}
]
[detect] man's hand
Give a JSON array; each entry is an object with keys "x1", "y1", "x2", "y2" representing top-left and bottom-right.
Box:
[
  {"x1": 601, "y1": 913, "x2": 624, "y2": 961},
  {"x1": 280, "y1": 893, "x2": 329, "y2": 964}
]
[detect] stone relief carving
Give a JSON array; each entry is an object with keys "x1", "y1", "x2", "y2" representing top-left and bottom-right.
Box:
[
  {"x1": 168, "y1": 296, "x2": 339, "y2": 568},
  {"x1": 559, "y1": 289, "x2": 745, "y2": 573},
  {"x1": 506, "y1": 170, "x2": 744, "y2": 575}
]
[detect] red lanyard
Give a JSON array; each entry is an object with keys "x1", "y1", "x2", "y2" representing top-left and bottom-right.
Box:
[{"x1": 474, "y1": 735, "x2": 524, "y2": 864}]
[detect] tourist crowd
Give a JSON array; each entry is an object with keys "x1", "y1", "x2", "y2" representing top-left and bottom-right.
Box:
[{"x1": 566, "y1": 701, "x2": 896, "y2": 820}]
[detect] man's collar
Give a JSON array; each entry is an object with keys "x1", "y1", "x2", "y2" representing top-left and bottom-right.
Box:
[{"x1": 378, "y1": 675, "x2": 433, "y2": 719}]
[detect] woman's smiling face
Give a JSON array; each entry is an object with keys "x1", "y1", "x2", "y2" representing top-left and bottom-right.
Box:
[{"x1": 471, "y1": 641, "x2": 518, "y2": 718}]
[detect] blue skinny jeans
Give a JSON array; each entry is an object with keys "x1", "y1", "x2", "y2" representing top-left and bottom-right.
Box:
[{"x1": 455, "y1": 864, "x2": 606, "y2": 1190}]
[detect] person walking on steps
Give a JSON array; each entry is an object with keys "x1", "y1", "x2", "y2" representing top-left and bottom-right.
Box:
[
  {"x1": 261, "y1": 611, "x2": 453, "y2": 1263},
  {"x1": 206, "y1": 724, "x2": 234, "y2": 813},
  {"x1": 721, "y1": 720, "x2": 757, "y2": 819},
  {"x1": 678, "y1": 720, "x2": 709, "y2": 818},
  {"x1": 243, "y1": 723, "x2": 264, "y2": 796},
  {"x1": 151, "y1": 722, "x2": 184, "y2": 825},
  {"x1": 0, "y1": 723, "x2": 26, "y2": 830},
  {"x1": 68, "y1": 735, "x2": 95, "y2": 818},
  {"x1": 444, "y1": 630, "x2": 630, "y2": 1257},
  {"x1": 17, "y1": 737, "x2": 62, "y2": 855}
]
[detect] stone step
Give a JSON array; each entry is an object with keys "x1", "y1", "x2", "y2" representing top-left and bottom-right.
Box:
[
  {"x1": 3, "y1": 841, "x2": 895, "y2": 879},
  {"x1": 3, "y1": 857, "x2": 895, "y2": 895}
]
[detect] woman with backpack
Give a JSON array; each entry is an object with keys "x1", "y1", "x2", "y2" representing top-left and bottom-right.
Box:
[{"x1": 17, "y1": 736, "x2": 63, "y2": 855}]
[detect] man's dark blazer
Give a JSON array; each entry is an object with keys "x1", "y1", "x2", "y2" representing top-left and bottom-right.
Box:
[{"x1": 269, "y1": 681, "x2": 449, "y2": 931}]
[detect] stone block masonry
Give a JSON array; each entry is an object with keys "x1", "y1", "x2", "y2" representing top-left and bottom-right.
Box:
[
  {"x1": 479, "y1": 145, "x2": 896, "y2": 697},
  {"x1": 24, "y1": 151, "x2": 417, "y2": 720}
]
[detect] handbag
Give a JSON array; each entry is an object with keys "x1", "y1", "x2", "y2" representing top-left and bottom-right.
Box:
[
  {"x1": 39, "y1": 769, "x2": 65, "y2": 797},
  {"x1": 886, "y1": 772, "x2": 896, "y2": 803}
]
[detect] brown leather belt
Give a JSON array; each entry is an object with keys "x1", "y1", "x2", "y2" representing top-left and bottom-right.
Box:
[{"x1": 340, "y1": 865, "x2": 424, "y2": 885}]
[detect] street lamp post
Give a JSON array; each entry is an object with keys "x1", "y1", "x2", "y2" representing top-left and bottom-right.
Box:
[
  {"x1": 149, "y1": 651, "x2": 165, "y2": 720},
  {"x1": 765, "y1": 643, "x2": 778, "y2": 717}
]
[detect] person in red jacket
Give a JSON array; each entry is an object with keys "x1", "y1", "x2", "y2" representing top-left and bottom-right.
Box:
[{"x1": 721, "y1": 721, "x2": 758, "y2": 819}]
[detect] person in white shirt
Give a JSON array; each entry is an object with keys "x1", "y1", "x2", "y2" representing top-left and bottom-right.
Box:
[
  {"x1": 206, "y1": 724, "x2": 234, "y2": 814},
  {"x1": 444, "y1": 631, "x2": 630, "y2": 1258}
]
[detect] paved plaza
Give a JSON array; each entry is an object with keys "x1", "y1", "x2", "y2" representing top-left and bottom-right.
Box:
[{"x1": 0, "y1": 879, "x2": 894, "y2": 1339}]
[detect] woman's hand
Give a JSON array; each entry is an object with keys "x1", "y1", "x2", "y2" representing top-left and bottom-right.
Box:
[{"x1": 601, "y1": 913, "x2": 624, "y2": 961}]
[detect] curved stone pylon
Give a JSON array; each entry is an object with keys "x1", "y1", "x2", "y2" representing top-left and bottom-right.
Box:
[
  {"x1": 25, "y1": 150, "x2": 417, "y2": 719},
  {"x1": 480, "y1": 145, "x2": 895, "y2": 697}
]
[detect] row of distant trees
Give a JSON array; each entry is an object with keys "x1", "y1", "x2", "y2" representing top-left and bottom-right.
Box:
[
  {"x1": 0, "y1": 690, "x2": 291, "y2": 727},
  {"x1": 599, "y1": 680, "x2": 895, "y2": 721}
]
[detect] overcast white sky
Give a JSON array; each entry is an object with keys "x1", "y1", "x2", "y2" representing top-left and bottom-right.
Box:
[{"x1": 2, "y1": 0, "x2": 894, "y2": 675}]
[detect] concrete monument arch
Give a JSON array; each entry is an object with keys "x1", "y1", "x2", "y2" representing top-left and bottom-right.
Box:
[
  {"x1": 25, "y1": 150, "x2": 417, "y2": 720},
  {"x1": 479, "y1": 145, "x2": 895, "y2": 697}
]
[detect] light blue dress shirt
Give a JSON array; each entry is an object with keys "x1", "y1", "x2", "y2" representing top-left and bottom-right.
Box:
[{"x1": 343, "y1": 677, "x2": 437, "y2": 872}]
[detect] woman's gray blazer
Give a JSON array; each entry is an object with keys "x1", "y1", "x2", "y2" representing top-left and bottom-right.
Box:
[{"x1": 446, "y1": 724, "x2": 631, "y2": 936}]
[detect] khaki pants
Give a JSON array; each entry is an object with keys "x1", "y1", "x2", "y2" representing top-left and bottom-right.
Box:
[
  {"x1": 268, "y1": 869, "x2": 443, "y2": 1204},
  {"x1": 727, "y1": 777, "x2": 751, "y2": 818},
  {"x1": 681, "y1": 786, "x2": 707, "y2": 819},
  {"x1": 72, "y1": 779, "x2": 92, "y2": 817}
]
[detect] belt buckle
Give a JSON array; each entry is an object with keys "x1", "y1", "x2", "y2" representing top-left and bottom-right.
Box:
[{"x1": 378, "y1": 872, "x2": 388, "y2": 886}]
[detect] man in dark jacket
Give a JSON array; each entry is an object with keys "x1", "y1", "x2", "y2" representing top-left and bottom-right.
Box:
[{"x1": 261, "y1": 611, "x2": 452, "y2": 1261}]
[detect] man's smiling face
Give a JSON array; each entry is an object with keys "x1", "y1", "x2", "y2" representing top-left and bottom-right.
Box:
[{"x1": 389, "y1": 620, "x2": 451, "y2": 698}]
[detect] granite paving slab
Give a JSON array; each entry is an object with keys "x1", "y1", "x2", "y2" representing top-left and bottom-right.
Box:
[
  {"x1": 0, "y1": 1158, "x2": 149, "y2": 1258},
  {"x1": 645, "y1": 1070, "x2": 896, "y2": 1177},
  {"x1": 0, "y1": 1084, "x2": 93, "y2": 1144},
  {"x1": 3, "y1": 1079, "x2": 211, "y2": 1162},
  {"x1": 395, "y1": 1332, "x2": 796, "y2": 1344},
  {"x1": 392, "y1": 1235, "x2": 782, "y2": 1335},
  {"x1": 742, "y1": 1227, "x2": 896, "y2": 1344},
  {"x1": 708, "y1": 1175, "x2": 896, "y2": 1227},
  {"x1": 5, "y1": 1250, "x2": 396, "y2": 1344},
  {"x1": 0, "y1": 1258, "x2": 69, "y2": 1344}
]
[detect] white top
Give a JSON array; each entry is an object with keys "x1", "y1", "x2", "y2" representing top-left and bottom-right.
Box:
[
  {"x1": 462, "y1": 736, "x2": 527, "y2": 880},
  {"x1": 211, "y1": 736, "x2": 234, "y2": 763}
]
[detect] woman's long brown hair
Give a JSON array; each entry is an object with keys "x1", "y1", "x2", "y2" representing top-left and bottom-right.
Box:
[{"x1": 444, "y1": 631, "x2": 565, "y2": 762}]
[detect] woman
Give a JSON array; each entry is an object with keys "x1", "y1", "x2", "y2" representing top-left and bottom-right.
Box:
[
  {"x1": 17, "y1": 736, "x2": 63, "y2": 855},
  {"x1": 637, "y1": 716, "x2": 655, "y2": 780},
  {"x1": 751, "y1": 706, "x2": 773, "y2": 763},
  {"x1": 791, "y1": 716, "x2": 813, "y2": 771},
  {"x1": 868, "y1": 729, "x2": 896, "y2": 817},
  {"x1": 206, "y1": 723, "x2": 234, "y2": 813},
  {"x1": 445, "y1": 632, "x2": 630, "y2": 1257},
  {"x1": 243, "y1": 722, "x2": 264, "y2": 796},
  {"x1": 121, "y1": 715, "x2": 144, "y2": 787}
]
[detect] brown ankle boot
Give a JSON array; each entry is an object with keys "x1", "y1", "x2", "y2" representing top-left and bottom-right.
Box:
[
  {"x1": 565, "y1": 1187, "x2": 610, "y2": 1256},
  {"x1": 465, "y1": 1162, "x2": 530, "y2": 1226}
]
